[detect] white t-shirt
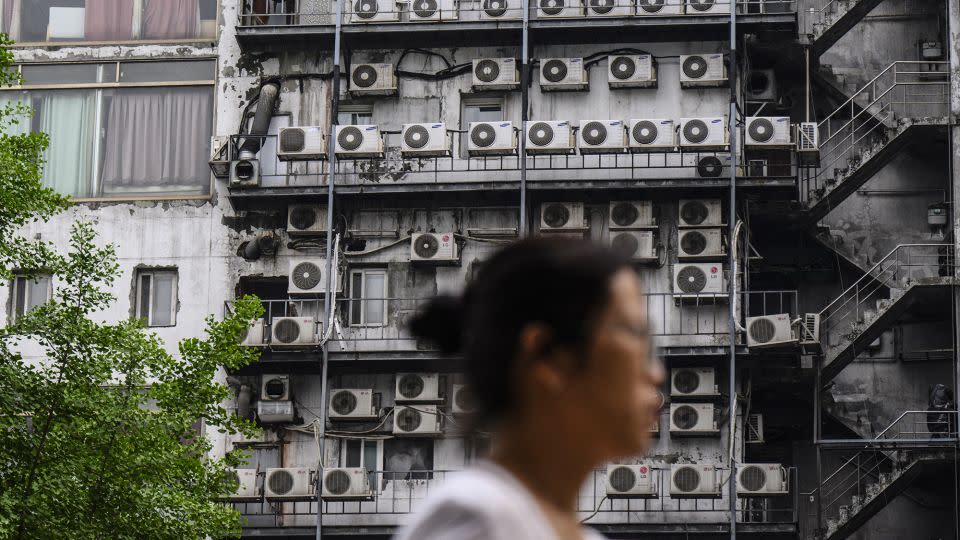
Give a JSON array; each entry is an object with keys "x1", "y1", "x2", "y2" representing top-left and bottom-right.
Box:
[{"x1": 393, "y1": 461, "x2": 607, "y2": 540}]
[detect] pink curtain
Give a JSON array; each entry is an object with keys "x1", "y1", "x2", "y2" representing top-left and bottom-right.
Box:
[
  {"x1": 143, "y1": 0, "x2": 199, "y2": 39},
  {"x1": 84, "y1": 0, "x2": 134, "y2": 41}
]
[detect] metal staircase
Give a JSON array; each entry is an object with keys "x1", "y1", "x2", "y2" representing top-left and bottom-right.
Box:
[{"x1": 807, "y1": 0, "x2": 889, "y2": 56}]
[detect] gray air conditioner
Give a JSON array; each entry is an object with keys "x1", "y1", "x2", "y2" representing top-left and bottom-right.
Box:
[
  {"x1": 746, "y1": 313, "x2": 797, "y2": 349},
  {"x1": 628, "y1": 119, "x2": 675, "y2": 151},
  {"x1": 540, "y1": 202, "x2": 586, "y2": 232},
  {"x1": 679, "y1": 117, "x2": 727, "y2": 149},
  {"x1": 480, "y1": 0, "x2": 521, "y2": 19},
  {"x1": 321, "y1": 468, "x2": 372, "y2": 500},
  {"x1": 796, "y1": 122, "x2": 820, "y2": 166},
  {"x1": 270, "y1": 317, "x2": 320, "y2": 348},
  {"x1": 587, "y1": 0, "x2": 631, "y2": 17},
  {"x1": 395, "y1": 372, "x2": 441, "y2": 402},
  {"x1": 277, "y1": 126, "x2": 326, "y2": 161},
  {"x1": 451, "y1": 384, "x2": 477, "y2": 415},
  {"x1": 287, "y1": 204, "x2": 328, "y2": 236},
  {"x1": 799, "y1": 313, "x2": 821, "y2": 346},
  {"x1": 288, "y1": 258, "x2": 332, "y2": 295},
  {"x1": 636, "y1": 0, "x2": 683, "y2": 15},
  {"x1": 410, "y1": 232, "x2": 459, "y2": 263},
  {"x1": 679, "y1": 54, "x2": 727, "y2": 87},
  {"x1": 537, "y1": 0, "x2": 582, "y2": 18},
  {"x1": 225, "y1": 469, "x2": 259, "y2": 501},
  {"x1": 610, "y1": 231, "x2": 657, "y2": 262},
  {"x1": 745, "y1": 69, "x2": 777, "y2": 101},
  {"x1": 349, "y1": 0, "x2": 399, "y2": 23},
  {"x1": 671, "y1": 367, "x2": 718, "y2": 397},
  {"x1": 685, "y1": 0, "x2": 730, "y2": 15},
  {"x1": 678, "y1": 199, "x2": 722, "y2": 227},
  {"x1": 539, "y1": 58, "x2": 588, "y2": 91},
  {"x1": 393, "y1": 404, "x2": 442, "y2": 436},
  {"x1": 241, "y1": 319, "x2": 267, "y2": 347},
  {"x1": 669, "y1": 403, "x2": 719, "y2": 436},
  {"x1": 328, "y1": 389, "x2": 378, "y2": 421},
  {"x1": 467, "y1": 121, "x2": 517, "y2": 156},
  {"x1": 606, "y1": 464, "x2": 659, "y2": 498},
  {"x1": 670, "y1": 464, "x2": 721, "y2": 498},
  {"x1": 608, "y1": 55, "x2": 657, "y2": 88},
  {"x1": 335, "y1": 125, "x2": 384, "y2": 158},
  {"x1": 745, "y1": 116, "x2": 792, "y2": 148},
  {"x1": 737, "y1": 464, "x2": 788, "y2": 496},
  {"x1": 257, "y1": 399, "x2": 295, "y2": 423},
  {"x1": 578, "y1": 120, "x2": 627, "y2": 154},
  {"x1": 261, "y1": 374, "x2": 290, "y2": 401},
  {"x1": 229, "y1": 158, "x2": 260, "y2": 188},
  {"x1": 677, "y1": 228, "x2": 724, "y2": 259},
  {"x1": 401, "y1": 123, "x2": 450, "y2": 157},
  {"x1": 265, "y1": 467, "x2": 315, "y2": 500},
  {"x1": 673, "y1": 263, "x2": 726, "y2": 298},
  {"x1": 409, "y1": 0, "x2": 458, "y2": 21},
  {"x1": 526, "y1": 121, "x2": 576, "y2": 154},
  {"x1": 472, "y1": 58, "x2": 520, "y2": 90},
  {"x1": 349, "y1": 63, "x2": 397, "y2": 95},
  {"x1": 609, "y1": 201, "x2": 656, "y2": 229}
]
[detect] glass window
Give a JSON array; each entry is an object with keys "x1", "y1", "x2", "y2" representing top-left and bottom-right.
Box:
[
  {"x1": 384, "y1": 438, "x2": 433, "y2": 482},
  {"x1": 135, "y1": 269, "x2": 178, "y2": 327},
  {"x1": 10, "y1": 274, "x2": 52, "y2": 321},
  {"x1": 460, "y1": 100, "x2": 503, "y2": 157},
  {"x1": 342, "y1": 439, "x2": 382, "y2": 488},
  {"x1": 119, "y1": 60, "x2": 215, "y2": 83},
  {"x1": 337, "y1": 105, "x2": 374, "y2": 126},
  {"x1": 348, "y1": 269, "x2": 387, "y2": 326}
]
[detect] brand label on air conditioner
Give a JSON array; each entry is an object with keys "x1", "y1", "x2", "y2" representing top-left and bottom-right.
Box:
[
  {"x1": 558, "y1": 121, "x2": 568, "y2": 126},
  {"x1": 775, "y1": 118, "x2": 789, "y2": 124},
  {"x1": 609, "y1": 120, "x2": 622, "y2": 126},
  {"x1": 499, "y1": 122, "x2": 510, "y2": 127},
  {"x1": 570, "y1": 58, "x2": 582, "y2": 66},
  {"x1": 364, "y1": 126, "x2": 376, "y2": 131},
  {"x1": 504, "y1": 58, "x2": 515, "y2": 64},
  {"x1": 441, "y1": 234, "x2": 451, "y2": 242},
  {"x1": 659, "y1": 120, "x2": 671, "y2": 125},
  {"x1": 710, "y1": 266, "x2": 719, "y2": 274},
  {"x1": 710, "y1": 119, "x2": 722, "y2": 125},
  {"x1": 431, "y1": 123, "x2": 442, "y2": 128}
]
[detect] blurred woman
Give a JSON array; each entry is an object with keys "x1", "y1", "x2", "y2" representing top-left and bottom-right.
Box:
[{"x1": 395, "y1": 237, "x2": 664, "y2": 540}]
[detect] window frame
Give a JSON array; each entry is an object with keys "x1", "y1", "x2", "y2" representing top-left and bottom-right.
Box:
[
  {"x1": 337, "y1": 104, "x2": 374, "y2": 126},
  {"x1": 459, "y1": 97, "x2": 505, "y2": 158},
  {"x1": 9, "y1": 273, "x2": 53, "y2": 322},
  {"x1": 134, "y1": 268, "x2": 179, "y2": 328},
  {"x1": 348, "y1": 268, "x2": 388, "y2": 328}
]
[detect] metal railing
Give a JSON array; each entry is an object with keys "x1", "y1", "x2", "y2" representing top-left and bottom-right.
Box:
[{"x1": 801, "y1": 62, "x2": 949, "y2": 205}]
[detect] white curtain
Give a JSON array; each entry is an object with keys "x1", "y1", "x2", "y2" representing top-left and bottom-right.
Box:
[
  {"x1": 37, "y1": 91, "x2": 96, "y2": 197},
  {"x1": 1, "y1": 0, "x2": 22, "y2": 41},
  {"x1": 0, "y1": 93, "x2": 30, "y2": 136}
]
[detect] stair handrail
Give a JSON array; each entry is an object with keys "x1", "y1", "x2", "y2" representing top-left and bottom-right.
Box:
[
  {"x1": 875, "y1": 409, "x2": 958, "y2": 439},
  {"x1": 817, "y1": 62, "x2": 900, "y2": 130}
]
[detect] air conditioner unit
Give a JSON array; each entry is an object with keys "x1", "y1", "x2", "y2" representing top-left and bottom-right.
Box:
[
  {"x1": 401, "y1": 123, "x2": 450, "y2": 157},
  {"x1": 393, "y1": 404, "x2": 442, "y2": 436},
  {"x1": 745, "y1": 116, "x2": 792, "y2": 147},
  {"x1": 746, "y1": 314, "x2": 797, "y2": 349},
  {"x1": 409, "y1": 0, "x2": 458, "y2": 21},
  {"x1": 797, "y1": 122, "x2": 820, "y2": 166},
  {"x1": 265, "y1": 468, "x2": 315, "y2": 500},
  {"x1": 540, "y1": 202, "x2": 586, "y2": 231},
  {"x1": 672, "y1": 263, "x2": 726, "y2": 298},
  {"x1": 241, "y1": 319, "x2": 267, "y2": 347},
  {"x1": 321, "y1": 468, "x2": 372, "y2": 500},
  {"x1": 526, "y1": 121, "x2": 576, "y2": 154},
  {"x1": 627, "y1": 119, "x2": 675, "y2": 150},
  {"x1": 609, "y1": 201, "x2": 656, "y2": 229},
  {"x1": 261, "y1": 374, "x2": 290, "y2": 401},
  {"x1": 329, "y1": 389, "x2": 378, "y2": 421},
  {"x1": 679, "y1": 117, "x2": 727, "y2": 149},
  {"x1": 608, "y1": 55, "x2": 656, "y2": 88},
  {"x1": 678, "y1": 199, "x2": 722, "y2": 227},
  {"x1": 537, "y1": 0, "x2": 582, "y2": 18},
  {"x1": 229, "y1": 158, "x2": 260, "y2": 188},
  {"x1": 606, "y1": 464, "x2": 659, "y2": 498},
  {"x1": 479, "y1": 0, "x2": 521, "y2": 19},
  {"x1": 636, "y1": 0, "x2": 683, "y2": 15},
  {"x1": 472, "y1": 58, "x2": 520, "y2": 90},
  {"x1": 270, "y1": 317, "x2": 320, "y2": 348},
  {"x1": 395, "y1": 372, "x2": 441, "y2": 402},
  {"x1": 737, "y1": 464, "x2": 788, "y2": 496},
  {"x1": 226, "y1": 469, "x2": 259, "y2": 501},
  {"x1": 685, "y1": 0, "x2": 729, "y2": 15},
  {"x1": 349, "y1": 0, "x2": 399, "y2": 22},
  {"x1": 277, "y1": 126, "x2": 326, "y2": 161},
  {"x1": 288, "y1": 258, "x2": 332, "y2": 295},
  {"x1": 746, "y1": 413, "x2": 764, "y2": 443},
  {"x1": 349, "y1": 63, "x2": 397, "y2": 95},
  {"x1": 798, "y1": 313, "x2": 821, "y2": 345},
  {"x1": 745, "y1": 69, "x2": 777, "y2": 101},
  {"x1": 586, "y1": 0, "x2": 632, "y2": 17},
  {"x1": 467, "y1": 121, "x2": 517, "y2": 156},
  {"x1": 679, "y1": 54, "x2": 727, "y2": 87},
  {"x1": 335, "y1": 125, "x2": 384, "y2": 158},
  {"x1": 578, "y1": 120, "x2": 627, "y2": 153},
  {"x1": 288, "y1": 204, "x2": 328, "y2": 236},
  {"x1": 671, "y1": 367, "x2": 718, "y2": 397},
  {"x1": 411, "y1": 232, "x2": 459, "y2": 263},
  {"x1": 694, "y1": 155, "x2": 728, "y2": 178},
  {"x1": 670, "y1": 464, "x2": 720, "y2": 498},
  {"x1": 451, "y1": 384, "x2": 476, "y2": 415},
  {"x1": 257, "y1": 399, "x2": 296, "y2": 423},
  {"x1": 539, "y1": 58, "x2": 588, "y2": 91},
  {"x1": 670, "y1": 403, "x2": 718, "y2": 435},
  {"x1": 678, "y1": 228, "x2": 725, "y2": 259},
  {"x1": 610, "y1": 231, "x2": 657, "y2": 261}
]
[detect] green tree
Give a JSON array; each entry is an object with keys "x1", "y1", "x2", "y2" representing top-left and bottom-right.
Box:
[{"x1": 0, "y1": 34, "x2": 264, "y2": 538}]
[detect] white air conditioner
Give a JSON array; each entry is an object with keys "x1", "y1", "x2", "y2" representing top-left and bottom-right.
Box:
[
  {"x1": 401, "y1": 123, "x2": 450, "y2": 157},
  {"x1": 257, "y1": 399, "x2": 296, "y2": 423},
  {"x1": 670, "y1": 403, "x2": 718, "y2": 435},
  {"x1": 288, "y1": 258, "x2": 332, "y2": 295},
  {"x1": 349, "y1": 63, "x2": 397, "y2": 95},
  {"x1": 673, "y1": 263, "x2": 726, "y2": 297},
  {"x1": 472, "y1": 58, "x2": 520, "y2": 90},
  {"x1": 678, "y1": 228, "x2": 724, "y2": 259},
  {"x1": 451, "y1": 384, "x2": 476, "y2": 415},
  {"x1": 526, "y1": 121, "x2": 576, "y2": 154},
  {"x1": 329, "y1": 389, "x2": 378, "y2": 421},
  {"x1": 745, "y1": 69, "x2": 777, "y2": 101},
  {"x1": 678, "y1": 199, "x2": 722, "y2": 227},
  {"x1": 270, "y1": 317, "x2": 320, "y2": 347},
  {"x1": 797, "y1": 122, "x2": 820, "y2": 166},
  {"x1": 409, "y1": 0, "x2": 458, "y2": 21},
  {"x1": 610, "y1": 231, "x2": 657, "y2": 261},
  {"x1": 321, "y1": 468, "x2": 372, "y2": 500},
  {"x1": 349, "y1": 0, "x2": 399, "y2": 22},
  {"x1": 586, "y1": 0, "x2": 631, "y2": 17},
  {"x1": 411, "y1": 232, "x2": 459, "y2": 263},
  {"x1": 799, "y1": 313, "x2": 821, "y2": 345},
  {"x1": 537, "y1": 0, "x2": 582, "y2": 18},
  {"x1": 679, "y1": 54, "x2": 727, "y2": 87},
  {"x1": 737, "y1": 464, "x2": 788, "y2": 496},
  {"x1": 627, "y1": 119, "x2": 675, "y2": 151},
  {"x1": 679, "y1": 117, "x2": 727, "y2": 149},
  {"x1": 261, "y1": 374, "x2": 290, "y2": 401},
  {"x1": 226, "y1": 469, "x2": 259, "y2": 501},
  {"x1": 609, "y1": 201, "x2": 656, "y2": 229},
  {"x1": 229, "y1": 158, "x2": 260, "y2": 188},
  {"x1": 479, "y1": 0, "x2": 521, "y2": 19},
  {"x1": 746, "y1": 313, "x2": 797, "y2": 348},
  {"x1": 288, "y1": 204, "x2": 328, "y2": 236},
  {"x1": 745, "y1": 116, "x2": 792, "y2": 147},
  {"x1": 636, "y1": 0, "x2": 683, "y2": 15},
  {"x1": 540, "y1": 202, "x2": 585, "y2": 231},
  {"x1": 671, "y1": 367, "x2": 718, "y2": 397},
  {"x1": 241, "y1": 319, "x2": 267, "y2": 347},
  {"x1": 539, "y1": 58, "x2": 588, "y2": 91},
  {"x1": 395, "y1": 372, "x2": 441, "y2": 402},
  {"x1": 393, "y1": 404, "x2": 442, "y2": 436},
  {"x1": 265, "y1": 468, "x2": 314, "y2": 500},
  {"x1": 685, "y1": 0, "x2": 730, "y2": 14},
  {"x1": 608, "y1": 55, "x2": 656, "y2": 88},
  {"x1": 467, "y1": 121, "x2": 517, "y2": 156},
  {"x1": 277, "y1": 126, "x2": 327, "y2": 161},
  {"x1": 578, "y1": 120, "x2": 627, "y2": 153},
  {"x1": 606, "y1": 464, "x2": 659, "y2": 498},
  {"x1": 746, "y1": 413, "x2": 764, "y2": 443},
  {"x1": 335, "y1": 125, "x2": 384, "y2": 158},
  {"x1": 670, "y1": 464, "x2": 720, "y2": 498}
]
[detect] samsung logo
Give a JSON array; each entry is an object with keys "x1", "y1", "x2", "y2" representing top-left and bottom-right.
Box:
[
  {"x1": 499, "y1": 122, "x2": 510, "y2": 127},
  {"x1": 710, "y1": 119, "x2": 722, "y2": 124},
  {"x1": 364, "y1": 126, "x2": 377, "y2": 131},
  {"x1": 431, "y1": 123, "x2": 442, "y2": 128}
]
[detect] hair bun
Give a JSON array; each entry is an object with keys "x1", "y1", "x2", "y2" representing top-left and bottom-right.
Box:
[{"x1": 409, "y1": 294, "x2": 465, "y2": 354}]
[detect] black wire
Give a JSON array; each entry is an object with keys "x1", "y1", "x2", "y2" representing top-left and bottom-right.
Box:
[{"x1": 397, "y1": 48, "x2": 454, "y2": 70}]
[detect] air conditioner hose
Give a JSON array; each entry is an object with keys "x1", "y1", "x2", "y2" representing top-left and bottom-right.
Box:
[{"x1": 239, "y1": 82, "x2": 281, "y2": 157}]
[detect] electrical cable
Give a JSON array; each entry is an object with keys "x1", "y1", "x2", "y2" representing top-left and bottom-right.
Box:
[
  {"x1": 579, "y1": 495, "x2": 608, "y2": 523},
  {"x1": 344, "y1": 235, "x2": 412, "y2": 257}
]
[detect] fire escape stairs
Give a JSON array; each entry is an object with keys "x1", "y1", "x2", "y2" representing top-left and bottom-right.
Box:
[{"x1": 810, "y1": 0, "x2": 887, "y2": 57}]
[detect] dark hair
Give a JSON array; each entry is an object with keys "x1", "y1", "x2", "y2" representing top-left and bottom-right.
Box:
[{"x1": 410, "y1": 237, "x2": 634, "y2": 424}]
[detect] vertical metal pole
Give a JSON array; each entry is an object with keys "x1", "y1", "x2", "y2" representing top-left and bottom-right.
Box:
[
  {"x1": 814, "y1": 354, "x2": 823, "y2": 537},
  {"x1": 727, "y1": 0, "x2": 738, "y2": 537},
  {"x1": 519, "y1": 0, "x2": 530, "y2": 238},
  {"x1": 946, "y1": 0, "x2": 960, "y2": 534}
]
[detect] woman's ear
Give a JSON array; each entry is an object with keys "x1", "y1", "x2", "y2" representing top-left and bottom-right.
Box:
[{"x1": 518, "y1": 323, "x2": 571, "y2": 394}]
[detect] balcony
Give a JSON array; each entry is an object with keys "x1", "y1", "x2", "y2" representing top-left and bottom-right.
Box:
[{"x1": 234, "y1": 0, "x2": 797, "y2": 51}]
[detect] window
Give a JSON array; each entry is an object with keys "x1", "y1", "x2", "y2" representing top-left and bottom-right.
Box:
[
  {"x1": 348, "y1": 269, "x2": 387, "y2": 326},
  {"x1": 9, "y1": 274, "x2": 52, "y2": 321},
  {"x1": 337, "y1": 104, "x2": 374, "y2": 126},
  {"x1": 135, "y1": 269, "x2": 178, "y2": 327},
  {"x1": 2, "y1": 0, "x2": 219, "y2": 44},
  {"x1": 384, "y1": 439, "x2": 433, "y2": 481},
  {"x1": 341, "y1": 438, "x2": 382, "y2": 489},
  {"x1": 0, "y1": 60, "x2": 215, "y2": 199},
  {"x1": 460, "y1": 99, "x2": 503, "y2": 157}
]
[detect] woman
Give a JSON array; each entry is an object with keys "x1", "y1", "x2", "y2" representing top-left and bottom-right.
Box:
[{"x1": 396, "y1": 237, "x2": 665, "y2": 540}]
